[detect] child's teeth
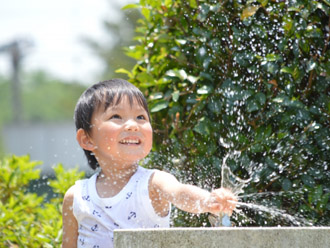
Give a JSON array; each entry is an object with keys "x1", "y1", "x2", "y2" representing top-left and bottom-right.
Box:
[{"x1": 122, "y1": 139, "x2": 138, "y2": 144}]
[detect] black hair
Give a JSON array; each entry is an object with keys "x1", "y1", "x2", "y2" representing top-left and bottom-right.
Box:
[{"x1": 74, "y1": 79, "x2": 150, "y2": 169}]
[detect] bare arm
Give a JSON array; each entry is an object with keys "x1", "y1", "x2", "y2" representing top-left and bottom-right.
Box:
[
  {"x1": 62, "y1": 186, "x2": 78, "y2": 248},
  {"x1": 149, "y1": 171, "x2": 237, "y2": 216}
]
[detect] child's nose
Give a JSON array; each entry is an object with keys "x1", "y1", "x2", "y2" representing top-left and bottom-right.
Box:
[{"x1": 125, "y1": 119, "x2": 139, "y2": 131}]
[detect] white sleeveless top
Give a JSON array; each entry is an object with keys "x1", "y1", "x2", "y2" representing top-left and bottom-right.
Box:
[{"x1": 72, "y1": 166, "x2": 170, "y2": 248}]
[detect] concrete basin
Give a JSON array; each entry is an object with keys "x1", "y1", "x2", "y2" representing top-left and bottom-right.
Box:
[{"x1": 114, "y1": 227, "x2": 329, "y2": 248}]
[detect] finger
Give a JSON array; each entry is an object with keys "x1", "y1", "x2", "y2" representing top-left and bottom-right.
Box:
[{"x1": 224, "y1": 210, "x2": 233, "y2": 216}]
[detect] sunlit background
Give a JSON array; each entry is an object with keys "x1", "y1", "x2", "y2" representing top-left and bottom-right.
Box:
[
  {"x1": 0, "y1": 0, "x2": 139, "y2": 174},
  {"x1": 1, "y1": 1, "x2": 329, "y2": 237}
]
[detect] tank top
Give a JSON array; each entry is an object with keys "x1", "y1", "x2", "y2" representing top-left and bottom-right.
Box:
[{"x1": 72, "y1": 166, "x2": 170, "y2": 248}]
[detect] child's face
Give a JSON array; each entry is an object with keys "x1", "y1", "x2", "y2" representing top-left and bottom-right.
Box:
[{"x1": 88, "y1": 95, "x2": 152, "y2": 167}]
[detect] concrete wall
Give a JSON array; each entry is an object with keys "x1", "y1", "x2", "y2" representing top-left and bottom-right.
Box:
[
  {"x1": 2, "y1": 122, "x2": 93, "y2": 174},
  {"x1": 114, "y1": 227, "x2": 330, "y2": 248}
]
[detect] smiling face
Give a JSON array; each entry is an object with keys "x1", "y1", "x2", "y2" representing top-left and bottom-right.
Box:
[{"x1": 87, "y1": 95, "x2": 153, "y2": 168}]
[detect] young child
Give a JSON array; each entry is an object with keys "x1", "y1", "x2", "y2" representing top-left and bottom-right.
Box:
[{"x1": 62, "y1": 79, "x2": 237, "y2": 248}]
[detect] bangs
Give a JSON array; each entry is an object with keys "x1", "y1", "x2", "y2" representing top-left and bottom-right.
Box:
[
  {"x1": 88, "y1": 81, "x2": 150, "y2": 122},
  {"x1": 103, "y1": 90, "x2": 148, "y2": 113}
]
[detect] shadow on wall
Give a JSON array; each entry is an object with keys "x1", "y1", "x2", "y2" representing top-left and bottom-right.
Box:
[{"x1": 2, "y1": 122, "x2": 93, "y2": 175}]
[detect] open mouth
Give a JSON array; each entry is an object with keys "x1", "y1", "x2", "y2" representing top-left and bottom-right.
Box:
[{"x1": 119, "y1": 138, "x2": 141, "y2": 145}]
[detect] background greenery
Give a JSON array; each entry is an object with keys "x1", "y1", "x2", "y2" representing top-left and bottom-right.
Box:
[
  {"x1": 0, "y1": 155, "x2": 84, "y2": 247},
  {"x1": 120, "y1": 0, "x2": 330, "y2": 226}
]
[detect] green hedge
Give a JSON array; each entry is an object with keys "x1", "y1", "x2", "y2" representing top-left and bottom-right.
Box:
[
  {"x1": 120, "y1": 0, "x2": 330, "y2": 226},
  {"x1": 0, "y1": 155, "x2": 84, "y2": 247}
]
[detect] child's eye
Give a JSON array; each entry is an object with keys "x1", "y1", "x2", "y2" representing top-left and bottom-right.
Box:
[
  {"x1": 137, "y1": 115, "x2": 146, "y2": 120},
  {"x1": 110, "y1": 114, "x2": 121, "y2": 119}
]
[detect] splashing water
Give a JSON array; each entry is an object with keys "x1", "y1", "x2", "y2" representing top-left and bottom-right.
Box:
[
  {"x1": 233, "y1": 201, "x2": 313, "y2": 226},
  {"x1": 209, "y1": 151, "x2": 313, "y2": 227},
  {"x1": 220, "y1": 151, "x2": 251, "y2": 195},
  {"x1": 209, "y1": 151, "x2": 250, "y2": 227}
]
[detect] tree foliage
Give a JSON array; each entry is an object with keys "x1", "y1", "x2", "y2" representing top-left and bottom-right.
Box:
[{"x1": 120, "y1": 0, "x2": 330, "y2": 226}]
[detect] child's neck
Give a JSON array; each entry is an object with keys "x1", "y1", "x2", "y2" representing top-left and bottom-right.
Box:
[{"x1": 96, "y1": 164, "x2": 138, "y2": 198}]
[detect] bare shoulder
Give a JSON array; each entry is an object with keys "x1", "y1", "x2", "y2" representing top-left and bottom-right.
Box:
[
  {"x1": 63, "y1": 185, "x2": 76, "y2": 207},
  {"x1": 62, "y1": 185, "x2": 78, "y2": 248},
  {"x1": 62, "y1": 185, "x2": 77, "y2": 219}
]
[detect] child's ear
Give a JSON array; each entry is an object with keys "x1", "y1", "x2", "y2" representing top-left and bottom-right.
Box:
[{"x1": 76, "y1": 129, "x2": 94, "y2": 151}]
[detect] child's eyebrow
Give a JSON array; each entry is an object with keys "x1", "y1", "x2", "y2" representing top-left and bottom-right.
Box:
[{"x1": 106, "y1": 104, "x2": 147, "y2": 112}]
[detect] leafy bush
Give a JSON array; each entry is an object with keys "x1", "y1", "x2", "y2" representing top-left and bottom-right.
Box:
[
  {"x1": 0, "y1": 155, "x2": 85, "y2": 247},
  {"x1": 121, "y1": 0, "x2": 330, "y2": 226}
]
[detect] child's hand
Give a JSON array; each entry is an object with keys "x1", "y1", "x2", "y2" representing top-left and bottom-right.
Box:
[{"x1": 205, "y1": 188, "x2": 237, "y2": 216}]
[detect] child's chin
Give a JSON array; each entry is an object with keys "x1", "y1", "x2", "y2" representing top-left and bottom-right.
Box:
[{"x1": 121, "y1": 153, "x2": 146, "y2": 162}]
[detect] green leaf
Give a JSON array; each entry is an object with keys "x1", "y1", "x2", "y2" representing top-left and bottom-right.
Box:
[
  {"x1": 241, "y1": 5, "x2": 260, "y2": 20},
  {"x1": 165, "y1": 69, "x2": 187, "y2": 81},
  {"x1": 319, "y1": 193, "x2": 330, "y2": 210},
  {"x1": 187, "y1": 75, "x2": 199, "y2": 84},
  {"x1": 299, "y1": 39, "x2": 310, "y2": 54},
  {"x1": 136, "y1": 72, "x2": 156, "y2": 87},
  {"x1": 150, "y1": 100, "x2": 169, "y2": 112},
  {"x1": 125, "y1": 44, "x2": 145, "y2": 59},
  {"x1": 149, "y1": 92, "x2": 163, "y2": 100},
  {"x1": 141, "y1": 7, "x2": 151, "y2": 21},
  {"x1": 199, "y1": 72, "x2": 213, "y2": 81},
  {"x1": 250, "y1": 143, "x2": 264, "y2": 153},
  {"x1": 288, "y1": 7, "x2": 301, "y2": 12},
  {"x1": 265, "y1": 157, "x2": 277, "y2": 169},
  {"x1": 246, "y1": 98, "x2": 260, "y2": 112},
  {"x1": 197, "y1": 4, "x2": 210, "y2": 22},
  {"x1": 172, "y1": 91, "x2": 180, "y2": 102},
  {"x1": 122, "y1": 4, "x2": 140, "y2": 10},
  {"x1": 265, "y1": 54, "x2": 282, "y2": 62},
  {"x1": 292, "y1": 67, "x2": 304, "y2": 81},
  {"x1": 282, "y1": 179, "x2": 292, "y2": 191},
  {"x1": 164, "y1": 0, "x2": 172, "y2": 7},
  {"x1": 302, "y1": 174, "x2": 315, "y2": 187},
  {"x1": 277, "y1": 132, "x2": 288, "y2": 140},
  {"x1": 207, "y1": 99, "x2": 222, "y2": 114},
  {"x1": 246, "y1": 92, "x2": 265, "y2": 112},
  {"x1": 115, "y1": 68, "x2": 133, "y2": 78},
  {"x1": 197, "y1": 85, "x2": 213, "y2": 94},
  {"x1": 306, "y1": 26, "x2": 323, "y2": 38},
  {"x1": 308, "y1": 185, "x2": 323, "y2": 204},
  {"x1": 175, "y1": 39, "x2": 187, "y2": 45},
  {"x1": 283, "y1": 15, "x2": 293, "y2": 33},
  {"x1": 281, "y1": 66, "x2": 294, "y2": 75},
  {"x1": 257, "y1": 0, "x2": 268, "y2": 7},
  {"x1": 183, "y1": 129, "x2": 194, "y2": 147},
  {"x1": 262, "y1": 62, "x2": 279, "y2": 75},
  {"x1": 193, "y1": 117, "x2": 211, "y2": 136},
  {"x1": 255, "y1": 92, "x2": 266, "y2": 106},
  {"x1": 189, "y1": 0, "x2": 197, "y2": 8},
  {"x1": 255, "y1": 125, "x2": 272, "y2": 141},
  {"x1": 157, "y1": 33, "x2": 171, "y2": 43}
]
